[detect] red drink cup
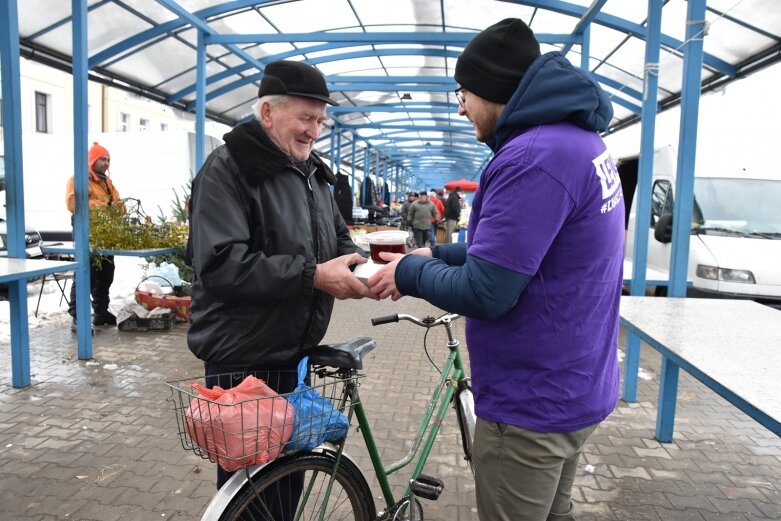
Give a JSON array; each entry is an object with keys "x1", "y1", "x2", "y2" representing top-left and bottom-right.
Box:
[{"x1": 366, "y1": 230, "x2": 408, "y2": 263}]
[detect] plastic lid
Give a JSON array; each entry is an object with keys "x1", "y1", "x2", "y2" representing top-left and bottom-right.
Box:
[{"x1": 366, "y1": 230, "x2": 408, "y2": 244}]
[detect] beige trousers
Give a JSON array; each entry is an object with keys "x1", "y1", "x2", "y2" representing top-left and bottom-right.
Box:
[{"x1": 473, "y1": 418, "x2": 599, "y2": 521}]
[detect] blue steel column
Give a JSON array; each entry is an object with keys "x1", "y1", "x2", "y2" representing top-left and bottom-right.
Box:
[
  {"x1": 329, "y1": 128, "x2": 336, "y2": 172},
  {"x1": 374, "y1": 153, "x2": 381, "y2": 206},
  {"x1": 657, "y1": 0, "x2": 707, "y2": 443},
  {"x1": 1, "y1": 0, "x2": 31, "y2": 386},
  {"x1": 350, "y1": 137, "x2": 356, "y2": 196},
  {"x1": 381, "y1": 156, "x2": 387, "y2": 204},
  {"x1": 669, "y1": 0, "x2": 706, "y2": 298},
  {"x1": 623, "y1": 0, "x2": 663, "y2": 403},
  {"x1": 363, "y1": 146, "x2": 370, "y2": 206},
  {"x1": 394, "y1": 165, "x2": 400, "y2": 202},
  {"x1": 73, "y1": 0, "x2": 92, "y2": 359},
  {"x1": 334, "y1": 128, "x2": 342, "y2": 174},
  {"x1": 195, "y1": 30, "x2": 206, "y2": 172}
]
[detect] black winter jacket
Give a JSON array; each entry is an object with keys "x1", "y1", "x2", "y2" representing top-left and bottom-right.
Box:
[
  {"x1": 444, "y1": 192, "x2": 461, "y2": 220},
  {"x1": 187, "y1": 120, "x2": 362, "y2": 368}
]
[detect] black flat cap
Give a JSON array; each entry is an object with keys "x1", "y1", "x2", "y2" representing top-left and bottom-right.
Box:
[{"x1": 258, "y1": 60, "x2": 338, "y2": 106}]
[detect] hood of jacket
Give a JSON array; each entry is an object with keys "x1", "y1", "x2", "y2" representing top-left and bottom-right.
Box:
[
  {"x1": 490, "y1": 52, "x2": 613, "y2": 152},
  {"x1": 223, "y1": 119, "x2": 336, "y2": 186}
]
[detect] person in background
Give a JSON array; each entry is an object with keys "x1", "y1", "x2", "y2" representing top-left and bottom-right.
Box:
[
  {"x1": 367, "y1": 18, "x2": 623, "y2": 521},
  {"x1": 444, "y1": 186, "x2": 462, "y2": 243},
  {"x1": 399, "y1": 191, "x2": 417, "y2": 231},
  {"x1": 65, "y1": 141, "x2": 123, "y2": 332},
  {"x1": 406, "y1": 191, "x2": 438, "y2": 249},
  {"x1": 186, "y1": 60, "x2": 374, "y2": 496},
  {"x1": 429, "y1": 188, "x2": 445, "y2": 247}
]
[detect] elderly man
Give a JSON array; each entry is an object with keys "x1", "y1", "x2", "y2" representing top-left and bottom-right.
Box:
[
  {"x1": 368, "y1": 18, "x2": 624, "y2": 521},
  {"x1": 187, "y1": 60, "x2": 374, "y2": 493}
]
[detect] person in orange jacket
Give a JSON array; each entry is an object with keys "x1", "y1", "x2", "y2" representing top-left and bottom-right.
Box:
[
  {"x1": 65, "y1": 142, "x2": 123, "y2": 331},
  {"x1": 428, "y1": 189, "x2": 445, "y2": 247}
]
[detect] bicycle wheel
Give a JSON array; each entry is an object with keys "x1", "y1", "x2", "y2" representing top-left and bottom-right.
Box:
[{"x1": 218, "y1": 452, "x2": 375, "y2": 521}]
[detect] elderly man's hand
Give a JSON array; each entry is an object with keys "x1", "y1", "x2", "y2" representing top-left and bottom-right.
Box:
[{"x1": 314, "y1": 253, "x2": 377, "y2": 300}]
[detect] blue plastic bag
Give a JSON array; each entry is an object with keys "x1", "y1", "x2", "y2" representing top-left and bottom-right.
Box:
[{"x1": 285, "y1": 356, "x2": 350, "y2": 451}]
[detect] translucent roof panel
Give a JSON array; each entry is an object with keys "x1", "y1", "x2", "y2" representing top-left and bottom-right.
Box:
[{"x1": 13, "y1": 0, "x2": 781, "y2": 188}]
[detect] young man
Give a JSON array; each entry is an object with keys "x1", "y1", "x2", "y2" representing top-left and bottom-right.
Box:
[
  {"x1": 187, "y1": 60, "x2": 374, "y2": 492},
  {"x1": 65, "y1": 142, "x2": 123, "y2": 331},
  {"x1": 368, "y1": 18, "x2": 624, "y2": 521}
]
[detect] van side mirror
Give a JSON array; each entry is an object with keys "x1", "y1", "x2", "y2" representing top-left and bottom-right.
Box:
[{"x1": 654, "y1": 213, "x2": 673, "y2": 244}]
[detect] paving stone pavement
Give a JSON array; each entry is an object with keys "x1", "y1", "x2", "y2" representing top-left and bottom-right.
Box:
[{"x1": 1, "y1": 296, "x2": 779, "y2": 520}]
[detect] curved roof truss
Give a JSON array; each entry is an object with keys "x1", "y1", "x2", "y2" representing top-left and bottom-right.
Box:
[{"x1": 12, "y1": 0, "x2": 781, "y2": 190}]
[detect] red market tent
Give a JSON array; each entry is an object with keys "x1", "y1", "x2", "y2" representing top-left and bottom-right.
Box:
[{"x1": 444, "y1": 179, "x2": 479, "y2": 192}]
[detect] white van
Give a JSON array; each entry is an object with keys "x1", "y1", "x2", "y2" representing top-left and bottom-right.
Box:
[{"x1": 620, "y1": 145, "x2": 781, "y2": 308}]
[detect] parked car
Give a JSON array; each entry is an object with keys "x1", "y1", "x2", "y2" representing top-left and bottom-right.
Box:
[
  {"x1": 0, "y1": 219, "x2": 44, "y2": 259},
  {"x1": 0, "y1": 218, "x2": 46, "y2": 297}
]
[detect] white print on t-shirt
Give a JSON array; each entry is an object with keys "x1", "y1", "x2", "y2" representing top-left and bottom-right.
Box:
[
  {"x1": 592, "y1": 149, "x2": 621, "y2": 199},
  {"x1": 600, "y1": 191, "x2": 623, "y2": 214},
  {"x1": 593, "y1": 150, "x2": 623, "y2": 214}
]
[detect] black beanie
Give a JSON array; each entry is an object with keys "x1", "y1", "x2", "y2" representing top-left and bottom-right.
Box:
[{"x1": 454, "y1": 18, "x2": 541, "y2": 104}]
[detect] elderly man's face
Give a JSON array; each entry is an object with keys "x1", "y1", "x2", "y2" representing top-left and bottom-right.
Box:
[{"x1": 261, "y1": 96, "x2": 328, "y2": 161}]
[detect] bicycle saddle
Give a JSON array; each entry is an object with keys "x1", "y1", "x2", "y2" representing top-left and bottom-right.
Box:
[{"x1": 306, "y1": 337, "x2": 376, "y2": 370}]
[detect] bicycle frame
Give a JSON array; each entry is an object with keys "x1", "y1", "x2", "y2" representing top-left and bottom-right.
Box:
[
  {"x1": 351, "y1": 313, "x2": 469, "y2": 510},
  {"x1": 195, "y1": 313, "x2": 472, "y2": 521}
]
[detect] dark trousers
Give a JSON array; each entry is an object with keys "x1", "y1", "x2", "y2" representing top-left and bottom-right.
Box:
[
  {"x1": 68, "y1": 255, "x2": 115, "y2": 317},
  {"x1": 412, "y1": 228, "x2": 429, "y2": 248},
  {"x1": 205, "y1": 362, "x2": 304, "y2": 520},
  {"x1": 429, "y1": 223, "x2": 438, "y2": 246}
]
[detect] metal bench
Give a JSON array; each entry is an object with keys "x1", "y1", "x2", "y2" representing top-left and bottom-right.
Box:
[
  {"x1": 619, "y1": 296, "x2": 781, "y2": 441},
  {"x1": 1, "y1": 257, "x2": 79, "y2": 387}
]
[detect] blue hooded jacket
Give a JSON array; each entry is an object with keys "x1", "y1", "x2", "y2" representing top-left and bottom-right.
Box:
[{"x1": 395, "y1": 52, "x2": 614, "y2": 319}]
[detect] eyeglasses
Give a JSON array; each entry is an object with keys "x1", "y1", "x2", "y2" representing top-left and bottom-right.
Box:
[{"x1": 454, "y1": 88, "x2": 466, "y2": 108}]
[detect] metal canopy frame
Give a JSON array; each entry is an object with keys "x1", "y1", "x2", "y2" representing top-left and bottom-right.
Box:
[
  {"x1": 12, "y1": 0, "x2": 781, "y2": 189},
  {"x1": 2, "y1": 0, "x2": 780, "y2": 385}
]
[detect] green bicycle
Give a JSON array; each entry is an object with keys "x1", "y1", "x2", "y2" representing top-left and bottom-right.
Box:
[{"x1": 166, "y1": 312, "x2": 475, "y2": 520}]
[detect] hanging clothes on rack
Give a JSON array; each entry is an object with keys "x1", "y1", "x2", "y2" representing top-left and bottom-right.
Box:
[
  {"x1": 360, "y1": 176, "x2": 376, "y2": 207},
  {"x1": 334, "y1": 173, "x2": 353, "y2": 223}
]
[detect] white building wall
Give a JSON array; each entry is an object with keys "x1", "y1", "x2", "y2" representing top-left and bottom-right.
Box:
[{"x1": 1, "y1": 58, "x2": 230, "y2": 232}]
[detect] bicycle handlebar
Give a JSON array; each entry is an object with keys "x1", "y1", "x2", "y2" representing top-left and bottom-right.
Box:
[
  {"x1": 370, "y1": 314, "x2": 399, "y2": 326},
  {"x1": 371, "y1": 313, "x2": 461, "y2": 328}
]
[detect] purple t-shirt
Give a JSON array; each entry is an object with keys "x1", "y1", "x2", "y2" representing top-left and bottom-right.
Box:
[{"x1": 466, "y1": 122, "x2": 624, "y2": 432}]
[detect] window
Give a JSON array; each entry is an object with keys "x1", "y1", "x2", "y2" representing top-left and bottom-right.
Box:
[
  {"x1": 139, "y1": 118, "x2": 149, "y2": 131},
  {"x1": 650, "y1": 180, "x2": 673, "y2": 227},
  {"x1": 35, "y1": 91, "x2": 50, "y2": 133},
  {"x1": 119, "y1": 112, "x2": 130, "y2": 132},
  {"x1": 160, "y1": 122, "x2": 168, "y2": 131}
]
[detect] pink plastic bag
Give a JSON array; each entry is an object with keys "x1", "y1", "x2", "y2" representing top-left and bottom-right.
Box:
[{"x1": 185, "y1": 375, "x2": 294, "y2": 472}]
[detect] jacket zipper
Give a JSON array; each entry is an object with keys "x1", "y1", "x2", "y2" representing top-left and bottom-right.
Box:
[{"x1": 292, "y1": 162, "x2": 320, "y2": 346}]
